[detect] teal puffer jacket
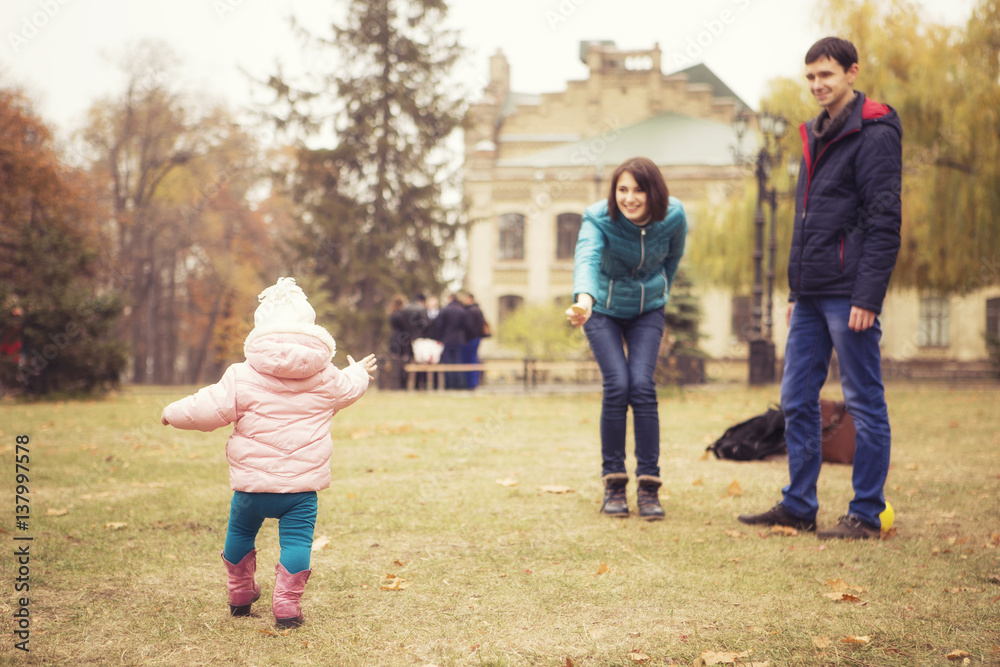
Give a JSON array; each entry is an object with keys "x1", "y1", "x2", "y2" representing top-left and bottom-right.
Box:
[{"x1": 573, "y1": 197, "x2": 687, "y2": 319}]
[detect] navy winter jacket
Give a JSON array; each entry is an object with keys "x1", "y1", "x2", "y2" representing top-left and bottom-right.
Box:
[
  {"x1": 573, "y1": 198, "x2": 687, "y2": 319},
  {"x1": 790, "y1": 92, "x2": 902, "y2": 314}
]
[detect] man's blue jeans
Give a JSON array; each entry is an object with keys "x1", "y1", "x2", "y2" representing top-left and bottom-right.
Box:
[
  {"x1": 224, "y1": 491, "x2": 317, "y2": 574},
  {"x1": 780, "y1": 297, "x2": 891, "y2": 527},
  {"x1": 584, "y1": 308, "x2": 665, "y2": 478}
]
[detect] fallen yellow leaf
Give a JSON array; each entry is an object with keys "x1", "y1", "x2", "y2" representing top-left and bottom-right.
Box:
[
  {"x1": 725, "y1": 530, "x2": 746, "y2": 539},
  {"x1": 595, "y1": 563, "x2": 610, "y2": 575},
  {"x1": 379, "y1": 573, "x2": 410, "y2": 591},
  {"x1": 496, "y1": 478, "x2": 519, "y2": 487},
  {"x1": 840, "y1": 635, "x2": 870, "y2": 644},
  {"x1": 46, "y1": 508, "x2": 68, "y2": 516},
  {"x1": 770, "y1": 525, "x2": 799, "y2": 537},
  {"x1": 104, "y1": 522, "x2": 128, "y2": 530},
  {"x1": 811, "y1": 636, "x2": 832, "y2": 649},
  {"x1": 947, "y1": 649, "x2": 972, "y2": 660},
  {"x1": 726, "y1": 479, "x2": 743, "y2": 496},
  {"x1": 539, "y1": 485, "x2": 574, "y2": 494},
  {"x1": 692, "y1": 478, "x2": 704, "y2": 486},
  {"x1": 627, "y1": 652, "x2": 650, "y2": 663},
  {"x1": 311, "y1": 536, "x2": 331, "y2": 552}
]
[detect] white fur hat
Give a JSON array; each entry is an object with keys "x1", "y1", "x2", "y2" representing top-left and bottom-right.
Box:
[{"x1": 243, "y1": 277, "x2": 336, "y2": 358}]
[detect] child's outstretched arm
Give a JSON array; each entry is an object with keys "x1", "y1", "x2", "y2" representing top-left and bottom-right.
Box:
[
  {"x1": 160, "y1": 366, "x2": 239, "y2": 431},
  {"x1": 330, "y1": 353, "x2": 377, "y2": 411}
]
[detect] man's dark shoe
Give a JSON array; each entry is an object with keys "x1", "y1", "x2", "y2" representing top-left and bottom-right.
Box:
[
  {"x1": 737, "y1": 503, "x2": 816, "y2": 531},
  {"x1": 600, "y1": 473, "x2": 629, "y2": 518},
  {"x1": 817, "y1": 515, "x2": 880, "y2": 540},
  {"x1": 636, "y1": 475, "x2": 665, "y2": 521}
]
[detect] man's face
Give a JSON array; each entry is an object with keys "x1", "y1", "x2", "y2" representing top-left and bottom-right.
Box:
[{"x1": 805, "y1": 55, "x2": 858, "y2": 114}]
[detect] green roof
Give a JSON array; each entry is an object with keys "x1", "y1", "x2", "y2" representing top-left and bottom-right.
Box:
[{"x1": 497, "y1": 111, "x2": 755, "y2": 169}]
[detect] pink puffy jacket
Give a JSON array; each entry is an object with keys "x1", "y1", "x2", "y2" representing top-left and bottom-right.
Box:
[{"x1": 162, "y1": 332, "x2": 370, "y2": 493}]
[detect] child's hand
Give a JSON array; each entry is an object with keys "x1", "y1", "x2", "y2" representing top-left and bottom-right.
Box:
[
  {"x1": 160, "y1": 411, "x2": 170, "y2": 426},
  {"x1": 347, "y1": 354, "x2": 378, "y2": 380}
]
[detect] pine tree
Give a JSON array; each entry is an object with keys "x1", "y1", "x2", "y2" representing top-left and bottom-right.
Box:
[
  {"x1": 657, "y1": 269, "x2": 706, "y2": 385},
  {"x1": 262, "y1": 0, "x2": 465, "y2": 357}
]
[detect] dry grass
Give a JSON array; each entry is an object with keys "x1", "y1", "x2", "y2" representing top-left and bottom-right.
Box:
[{"x1": 1, "y1": 380, "x2": 999, "y2": 666}]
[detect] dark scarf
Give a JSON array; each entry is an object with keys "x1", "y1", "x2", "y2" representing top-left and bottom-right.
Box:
[{"x1": 811, "y1": 92, "x2": 859, "y2": 160}]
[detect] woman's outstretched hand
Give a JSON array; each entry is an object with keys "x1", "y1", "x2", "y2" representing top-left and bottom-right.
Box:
[{"x1": 565, "y1": 294, "x2": 594, "y2": 328}]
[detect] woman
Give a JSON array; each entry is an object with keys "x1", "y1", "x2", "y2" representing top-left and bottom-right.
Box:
[{"x1": 566, "y1": 157, "x2": 687, "y2": 520}]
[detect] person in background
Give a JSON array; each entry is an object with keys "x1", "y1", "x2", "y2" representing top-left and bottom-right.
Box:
[
  {"x1": 432, "y1": 293, "x2": 474, "y2": 390},
  {"x1": 387, "y1": 294, "x2": 409, "y2": 390},
  {"x1": 459, "y1": 291, "x2": 488, "y2": 390},
  {"x1": 399, "y1": 293, "x2": 431, "y2": 389},
  {"x1": 566, "y1": 156, "x2": 687, "y2": 521}
]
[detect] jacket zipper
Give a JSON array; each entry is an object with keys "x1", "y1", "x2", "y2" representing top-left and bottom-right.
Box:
[
  {"x1": 606, "y1": 279, "x2": 614, "y2": 309},
  {"x1": 798, "y1": 124, "x2": 861, "y2": 287},
  {"x1": 637, "y1": 229, "x2": 646, "y2": 313}
]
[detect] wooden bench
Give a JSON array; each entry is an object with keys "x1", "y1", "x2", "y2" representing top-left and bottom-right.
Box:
[{"x1": 403, "y1": 363, "x2": 486, "y2": 391}]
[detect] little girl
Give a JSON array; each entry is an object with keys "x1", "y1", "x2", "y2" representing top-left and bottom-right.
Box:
[{"x1": 161, "y1": 277, "x2": 377, "y2": 628}]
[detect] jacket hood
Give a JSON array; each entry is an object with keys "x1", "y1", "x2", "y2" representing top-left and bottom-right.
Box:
[
  {"x1": 244, "y1": 332, "x2": 333, "y2": 379},
  {"x1": 859, "y1": 93, "x2": 902, "y2": 137}
]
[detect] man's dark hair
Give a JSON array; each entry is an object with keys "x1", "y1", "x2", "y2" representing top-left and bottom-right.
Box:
[
  {"x1": 805, "y1": 37, "x2": 858, "y2": 72},
  {"x1": 607, "y1": 157, "x2": 669, "y2": 224}
]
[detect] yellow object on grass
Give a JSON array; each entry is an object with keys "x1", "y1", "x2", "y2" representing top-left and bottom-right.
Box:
[{"x1": 880, "y1": 500, "x2": 894, "y2": 532}]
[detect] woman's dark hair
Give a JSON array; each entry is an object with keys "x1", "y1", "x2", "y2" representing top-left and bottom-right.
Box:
[
  {"x1": 805, "y1": 37, "x2": 858, "y2": 73},
  {"x1": 607, "y1": 157, "x2": 669, "y2": 224}
]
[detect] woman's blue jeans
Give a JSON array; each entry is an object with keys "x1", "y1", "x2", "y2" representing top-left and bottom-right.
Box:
[
  {"x1": 224, "y1": 491, "x2": 317, "y2": 574},
  {"x1": 779, "y1": 297, "x2": 891, "y2": 527},
  {"x1": 584, "y1": 308, "x2": 665, "y2": 478}
]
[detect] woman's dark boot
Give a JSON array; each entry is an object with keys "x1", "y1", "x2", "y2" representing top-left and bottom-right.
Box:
[
  {"x1": 636, "y1": 475, "x2": 665, "y2": 521},
  {"x1": 600, "y1": 473, "x2": 630, "y2": 517}
]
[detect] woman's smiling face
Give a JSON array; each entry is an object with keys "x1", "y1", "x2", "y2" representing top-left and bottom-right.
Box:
[{"x1": 615, "y1": 170, "x2": 650, "y2": 225}]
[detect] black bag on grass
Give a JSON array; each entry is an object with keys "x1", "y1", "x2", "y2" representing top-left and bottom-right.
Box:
[{"x1": 707, "y1": 406, "x2": 786, "y2": 460}]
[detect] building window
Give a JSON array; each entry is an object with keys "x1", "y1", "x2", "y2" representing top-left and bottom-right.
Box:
[
  {"x1": 918, "y1": 296, "x2": 950, "y2": 348},
  {"x1": 497, "y1": 294, "x2": 523, "y2": 328},
  {"x1": 555, "y1": 212, "x2": 581, "y2": 260},
  {"x1": 731, "y1": 296, "x2": 751, "y2": 342},
  {"x1": 498, "y1": 213, "x2": 524, "y2": 260},
  {"x1": 987, "y1": 297, "x2": 1000, "y2": 341}
]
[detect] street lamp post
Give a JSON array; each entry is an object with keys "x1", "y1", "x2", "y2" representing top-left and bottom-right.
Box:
[{"x1": 733, "y1": 109, "x2": 786, "y2": 385}]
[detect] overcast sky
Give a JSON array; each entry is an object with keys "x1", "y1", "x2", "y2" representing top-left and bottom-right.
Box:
[{"x1": 0, "y1": 0, "x2": 979, "y2": 138}]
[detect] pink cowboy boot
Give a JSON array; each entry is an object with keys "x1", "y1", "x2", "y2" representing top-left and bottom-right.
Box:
[
  {"x1": 272, "y1": 563, "x2": 312, "y2": 628},
  {"x1": 221, "y1": 550, "x2": 261, "y2": 616}
]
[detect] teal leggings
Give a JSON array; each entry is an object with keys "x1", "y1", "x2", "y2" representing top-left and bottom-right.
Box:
[{"x1": 223, "y1": 491, "x2": 317, "y2": 574}]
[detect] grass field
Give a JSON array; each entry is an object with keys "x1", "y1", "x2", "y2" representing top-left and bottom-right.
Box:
[{"x1": 1, "y1": 380, "x2": 998, "y2": 666}]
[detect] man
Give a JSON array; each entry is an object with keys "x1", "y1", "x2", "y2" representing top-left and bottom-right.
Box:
[
  {"x1": 431, "y1": 293, "x2": 474, "y2": 390},
  {"x1": 738, "y1": 37, "x2": 902, "y2": 540},
  {"x1": 459, "y1": 291, "x2": 488, "y2": 390},
  {"x1": 400, "y1": 294, "x2": 431, "y2": 389}
]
